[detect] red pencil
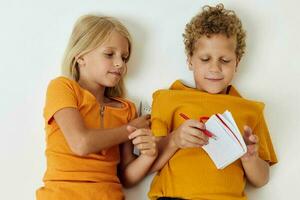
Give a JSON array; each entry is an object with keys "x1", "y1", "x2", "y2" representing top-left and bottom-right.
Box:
[{"x1": 179, "y1": 113, "x2": 217, "y2": 140}]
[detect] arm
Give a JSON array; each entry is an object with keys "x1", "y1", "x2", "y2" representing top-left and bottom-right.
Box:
[
  {"x1": 241, "y1": 126, "x2": 270, "y2": 187},
  {"x1": 150, "y1": 119, "x2": 209, "y2": 173},
  {"x1": 149, "y1": 134, "x2": 178, "y2": 173},
  {"x1": 54, "y1": 108, "x2": 150, "y2": 156},
  {"x1": 119, "y1": 128, "x2": 157, "y2": 187}
]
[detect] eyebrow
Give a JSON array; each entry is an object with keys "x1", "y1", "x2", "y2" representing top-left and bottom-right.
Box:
[{"x1": 103, "y1": 47, "x2": 129, "y2": 55}]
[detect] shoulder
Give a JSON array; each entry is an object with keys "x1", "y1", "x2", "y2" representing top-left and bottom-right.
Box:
[
  {"x1": 152, "y1": 90, "x2": 173, "y2": 108},
  {"x1": 152, "y1": 88, "x2": 196, "y2": 103},
  {"x1": 152, "y1": 89, "x2": 174, "y2": 99},
  {"x1": 48, "y1": 76, "x2": 78, "y2": 89},
  {"x1": 45, "y1": 76, "x2": 85, "y2": 105},
  {"x1": 46, "y1": 76, "x2": 83, "y2": 95},
  {"x1": 229, "y1": 85, "x2": 265, "y2": 107}
]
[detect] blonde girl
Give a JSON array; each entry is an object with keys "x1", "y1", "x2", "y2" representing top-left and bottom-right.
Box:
[{"x1": 36, "y1": 15, "x2": 157, "y2": 200}]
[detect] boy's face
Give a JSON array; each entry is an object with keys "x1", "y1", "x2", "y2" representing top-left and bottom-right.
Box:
[{"x1": 188, "y1": 34, "x2": 238, "y2": 94}]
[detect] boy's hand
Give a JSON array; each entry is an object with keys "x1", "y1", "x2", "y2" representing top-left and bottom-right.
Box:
[
  {"x1": 241, "y1": 126, "x2": 259, "y2": 162},
  {"x1": 171, "y1": 120, "x2": 209, "y2": 149},
  {"x1": 129, "y1": 114, "x2": 151, "y2": 129},
  {"x1": 128, "y1": 127, "x2": 158, "y2": 158}
]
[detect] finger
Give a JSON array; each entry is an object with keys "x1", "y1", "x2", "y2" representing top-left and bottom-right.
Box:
[
  {"x1": 186, "y1": 120, "x2": 205, "y2": 130},
  {"x1": 127, "y1": 125, "x2": 137, "y2": 134},
  {"x1": 183, "y1": 134, "x2": 208, "y2": 146},
  {"x1": 129, "y1": 130, "x2": 151, "y2": 140},
  {"x1": 140, "y1": 149, "x2": 157, "y2": 156},
  {"x1": 144, "y1": 119, "x2": 151, "y2": 128},
  {"x1": 182, "y1": 139, "x2": 206, "y2": 148},
  {"x1": 129, "y1": 129, "x2": 151, "y2": 140},
  {"x1": 139, "y1": 135, "x2": 156, "y2": 144},
  {"x1": 136, "y1": 142, "x2": 156, "y2": 150},
  {"x1": 185, "y1": 126, "x2": 209, "y2": 142},
  {"x1": 132, "y1": 134, "x2": 155, "y2": 145},
  {"x1": 247, "y1": 144, "x2": 258, "y2": 155},
  {"x1": 128, "y1": 129, "x2": 142, "y2": 140},
  {"x1": 243, "y1": 126, "x2": 253, "y2": 144},
  {"x1": 132, "y1": 135, "x2": 151, "y2": 145},
  {"x1": 249, "y1": 134, "x2": 258, "y2": 144},
  {"x1": 142, "y1": 114, "x2": 151, "y2": 119},
  {"x1": 244, "y1": 126, "x2": 252, "y2": 136},
  {"x1": 187, "y1": 121, "x2": 210, "y2": 140}
]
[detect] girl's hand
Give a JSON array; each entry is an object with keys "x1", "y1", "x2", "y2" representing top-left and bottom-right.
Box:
[
  {"x1": 128, "y1": 127, "x2": 158, "y2": 158},
  {"x1": 241, "y1": 126, "x2": 259, "y2": 162},
  {"x1": 171, "y1": 120, "x2": 209, "y2": 149},
  {"x1": 129, "y1": 114, "x2": 151, "y2": 129}
]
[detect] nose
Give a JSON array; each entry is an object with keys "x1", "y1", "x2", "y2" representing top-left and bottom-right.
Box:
[
  {"x1": 208, "y1": 61, "x2": 222, "y2": 72},
  {"x1": 114, "y1": 57, "x2": 124, "y2": 68}
]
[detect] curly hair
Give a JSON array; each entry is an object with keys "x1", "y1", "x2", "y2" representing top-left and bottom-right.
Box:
[{"x1": 183, "y1": 4, "x2": 246, "y2": 61}]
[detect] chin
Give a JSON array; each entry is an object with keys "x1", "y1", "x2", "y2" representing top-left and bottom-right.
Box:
[
  {"x1": 204, "y1": 87, "x2": 225, "y2": 94},
  {"x1": 98, "y1": 80, "x2": 119, "y2": 88},
  {"x1": 105, "y1": 82, "x2": 119, "y2": 88}
]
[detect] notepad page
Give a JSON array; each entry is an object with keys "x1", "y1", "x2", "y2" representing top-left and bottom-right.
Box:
[
  {"x1": 203, "y1": 115, "x2": 245, "y2": 169},
  {"x1": 214, "y1": 115, "x2": 242, "y2": 147},
  {"x1": 220, "y1": 111, "x2": 247, "y2": 152},
  {"x1": 223, "y1": 111, "x2": 239, "y2": 132}
]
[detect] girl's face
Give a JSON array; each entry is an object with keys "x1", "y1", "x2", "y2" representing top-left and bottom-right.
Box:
[
  {"x1": 188, "y1": 34, "x2": 238, "y2": 94},
  {"x1": 78, "y1": 30, "x2": 129, "y2": 88}
]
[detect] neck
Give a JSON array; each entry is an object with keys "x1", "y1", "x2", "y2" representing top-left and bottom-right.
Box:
[{"x1": 78, "y1": 78, "x2": 106, "y2": 103}]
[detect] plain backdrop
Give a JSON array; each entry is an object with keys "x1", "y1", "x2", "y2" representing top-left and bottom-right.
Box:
[{"x1": 0, "y1": 0, "x2": 299, "y2": 199}]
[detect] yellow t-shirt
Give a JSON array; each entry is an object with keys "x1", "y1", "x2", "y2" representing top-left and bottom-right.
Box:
[
  {"x1": 36, "y1": 76, "x2": 136, "y2": 200},
  {"x1": 148, "y1": 80, "x2": 277, "y2": 200}
]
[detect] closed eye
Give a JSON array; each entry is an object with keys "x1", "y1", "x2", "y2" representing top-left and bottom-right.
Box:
[
  {"x1": 221, "y1": 59, "x2": 231, "y2": 63},
  {"x1": 200, "y1": 58, "x2": 209, "y2": 62},
  {"x1": 104, "y1": 53, "x2": 113, "y2": 58}
]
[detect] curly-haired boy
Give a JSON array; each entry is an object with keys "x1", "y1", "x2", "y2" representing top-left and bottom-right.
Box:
[{"x1": 148, "y1": 4, "x2": 277, "y2": 200}]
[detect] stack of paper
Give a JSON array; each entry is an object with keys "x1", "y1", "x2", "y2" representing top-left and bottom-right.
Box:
[{"x1": 202, "y1": 110, "x2": 247, "y2": 169}]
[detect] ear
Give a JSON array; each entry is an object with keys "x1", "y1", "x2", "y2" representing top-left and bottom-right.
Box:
[
  {"x1": 187, "y1": 57, "x2": 193, "y2": 71},
  {"x1": 235, "y1": 58, "x2": 240, "y2": 72},
  {"x1": 76, "y1": 57, "x2": 85, "y2": 67}
]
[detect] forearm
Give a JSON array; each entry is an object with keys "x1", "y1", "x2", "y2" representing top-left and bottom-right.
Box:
[
  {"x1": 121, "y1": 154, "x2": 156, "y2": 187},
  {"x1": 242, "y1": 156, "x2": 269, "y2": 187},
  {"x1": 75, "y1": 125, "x2": 130, "y2": 155},
  {"x1": 149, "y1": 134, "x2": 179, "y2": 173}
]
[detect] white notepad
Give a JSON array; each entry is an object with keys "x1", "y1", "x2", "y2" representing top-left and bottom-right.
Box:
[
  {"x1": 202, "y1": 110, "x2": 247, "y2": 169},
  {"x1": 133, "y1": 101, "x2": 152, "y2": 156}
]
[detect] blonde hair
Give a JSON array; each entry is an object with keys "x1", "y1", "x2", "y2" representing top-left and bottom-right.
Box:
[
  {"x1": 61, "y1": 15, "x2": 132, "y2": 97},
  {"x1": 183, "y1": 4, "x2": 246, "y2": 61}
]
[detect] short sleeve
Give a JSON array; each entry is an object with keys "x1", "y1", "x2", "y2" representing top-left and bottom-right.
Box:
[
  {"x1": 151, "y1": 91, "x2": 172, "y2": 137},
  {"x1": 127, "y1": 100, "x2": 137, "y2": 122},
  {"x1": 44, "y1": 77, "x2": 78, "y2": 124},
  {"x1": 253, "y1": 113, "x2": 278, "y2": 166}
]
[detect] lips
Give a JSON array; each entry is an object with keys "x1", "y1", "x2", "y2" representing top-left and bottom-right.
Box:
[
  {"x1": 108, "y1": 71, "x2": 121, "y2": 76},
  {"x1": 205, "y1": 77, "x2": 223, "y2": 81}
]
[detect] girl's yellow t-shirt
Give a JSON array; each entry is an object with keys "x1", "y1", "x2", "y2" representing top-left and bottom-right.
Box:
[
  {"x1": 149, "y1": 80, "x2": 277, "y2": 200},
  {"x1": 36, "y1": 76, "x2": 136, "y2": 200}
]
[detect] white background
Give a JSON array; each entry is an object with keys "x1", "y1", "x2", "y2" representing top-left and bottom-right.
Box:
[{"x1": 0, "y1": 0, "x2": 299, "y2": 199}]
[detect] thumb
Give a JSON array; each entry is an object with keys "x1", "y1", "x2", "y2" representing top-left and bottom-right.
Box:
[
  {"x1": 127, "y1": 125, "x2": 138, "y2": 139},
  {"x1": 243, "y1": 126, "x2": 253, "y2": 144},
  {"x1": 143, "y1": 114, "x2": 151, "y2": 119},
  {"x1": 127, "y1": 125, "x2": 137, "y2": 133}
]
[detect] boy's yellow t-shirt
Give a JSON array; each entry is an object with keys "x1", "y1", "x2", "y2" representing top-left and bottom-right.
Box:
[
  {"x1": 148, "y1": 80, "x2": 277, "y2": 200},
  {"x1": 36, "y1": 76, "x2": 136, "y2": 200}
]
